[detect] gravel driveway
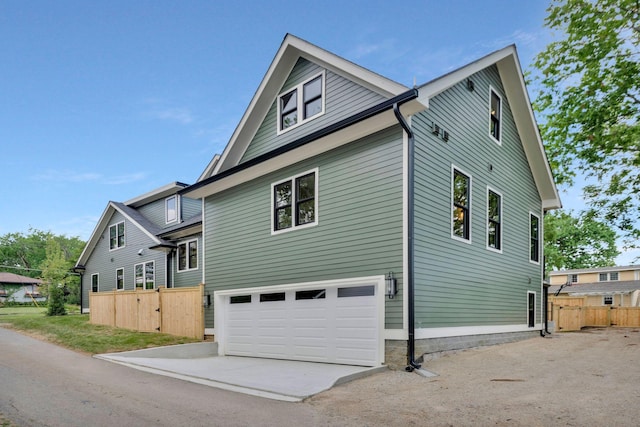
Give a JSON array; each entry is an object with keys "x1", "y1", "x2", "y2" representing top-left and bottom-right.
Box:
[{"x1": 308, "y1": 328, "x2": 640, "y2": 426}]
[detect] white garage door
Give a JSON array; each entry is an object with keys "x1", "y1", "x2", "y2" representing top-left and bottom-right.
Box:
[{"x1": 218, "y1": 279, "x2": 382, "y2": 367}]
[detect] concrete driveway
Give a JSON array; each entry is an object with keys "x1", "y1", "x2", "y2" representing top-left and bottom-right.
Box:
[{"x1": 95, "y1": 342, "x2": 385, "y2": 402}]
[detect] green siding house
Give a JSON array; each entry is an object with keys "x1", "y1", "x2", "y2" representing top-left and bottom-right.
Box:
[{"x1": 182, "y1": 34, "x2": 561, "y2": 368}]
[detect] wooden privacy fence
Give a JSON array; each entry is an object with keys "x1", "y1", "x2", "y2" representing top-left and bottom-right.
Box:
[
  {"x1": 89, "y1": 284, "x2": 204, "y2": 339},
  {"x1": 551, "y1": 304, "x2": 640, "y2": 332}
]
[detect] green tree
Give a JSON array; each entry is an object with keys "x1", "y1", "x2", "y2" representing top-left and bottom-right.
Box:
[
  {"x1": 41, "y1": 239, "x2": 68, "y2": 316},
  {"x1": 532, "y1": 0, "x2": 640, "y2": 244},
  {"x1": 544, "y1": 210, "x2": 620, "y2": 272}
]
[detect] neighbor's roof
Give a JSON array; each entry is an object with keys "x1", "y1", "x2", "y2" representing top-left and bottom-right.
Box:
[
  {"x1": 549, "y1": 280, "x2": 640, "y2": 295},
  {"x1": 0, "y1": 272, "x2": 42, "y2": 285},
  {"x1": 549, "y1": 265, "x2": 640, "y2": 275}
]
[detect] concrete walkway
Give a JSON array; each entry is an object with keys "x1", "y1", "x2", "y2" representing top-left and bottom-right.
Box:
[{"x1": 95, "y1": 342, "x2": 386, "y2": 402}]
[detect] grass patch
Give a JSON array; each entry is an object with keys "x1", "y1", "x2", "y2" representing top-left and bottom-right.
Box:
[{"x1": 0, "y1": 310, "x2": 200, "y2": 354}]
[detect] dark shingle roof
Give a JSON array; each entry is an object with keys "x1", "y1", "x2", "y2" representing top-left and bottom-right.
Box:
[{"x1": 549, "y1": 280, "x2": 640, "y2": 295}]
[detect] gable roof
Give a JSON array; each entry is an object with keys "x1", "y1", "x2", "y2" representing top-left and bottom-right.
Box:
[
  {"x1": 0, "y1": 272, "x2": 42, "y2": 285},
  {"x1": 549, "y1": 265, "x2": 640, "y2": 276},
  {"x1": 210, "y1": 33, "x2": 410, "y2": 176},
  {"x1": 75, "y1": 201, "x2": 167, "y2": 267},
  {"x1": 549, "y1": 280, "x2": 640, "y2": 296},
  {"x1": 416, "y1": 45, "x2": 561, "y2": 210}
]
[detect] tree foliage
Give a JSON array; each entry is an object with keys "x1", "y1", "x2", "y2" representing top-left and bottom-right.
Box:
[
  {"x1": 41, "y1": 239, "x2": 68, "y2": 316},
  {"x1": 532, "y1": 0, "x2": 640, "y2": 244},
  {"x1": 0, "y1": 228, "x2": 85, "y2": 304},
  {"x1": 544, "y1": 210, "x2": 620, "y2": 271}
]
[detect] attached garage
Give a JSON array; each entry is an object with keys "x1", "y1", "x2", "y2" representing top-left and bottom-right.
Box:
[{"x1": 214, "y1": 277, "x2": 385, "y2": 367}]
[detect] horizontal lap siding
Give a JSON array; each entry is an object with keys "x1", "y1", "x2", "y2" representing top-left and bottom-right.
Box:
[
  {"x1": 173, "y1": 235, "x2": 202, "y2": 288},
  {"x1": 83, "y1": 210, "x2": 166, "y2": 308},
  {"x1": 241, "y1": 58, "x2": 388, "y2": 162},
  {"x1": 206, "y1": 126, "x2": 405, "y2": 328},
  {"x1": 412, "y1": 65, "x2": 542, "y2": 328}
]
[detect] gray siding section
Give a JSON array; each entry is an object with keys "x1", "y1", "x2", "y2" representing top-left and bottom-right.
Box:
[
  {"x1": 412, "y1": 65, "x2": 542, "y2": 328},
  {"x1": 181, "y1": 197, "x2": 201, "y2": 220},
  {"x1": 82, "y1": 210, "x2": 167, "y2": 308},
  {"x1": 136, "y1": 199, "x2": 166, "y2": 228},
  {"x1": 205, "y1": 126, "x2": 405, "y2": 329},
  {"x1": 240, "y1": 58, "x2": 388, "y2": 162}
]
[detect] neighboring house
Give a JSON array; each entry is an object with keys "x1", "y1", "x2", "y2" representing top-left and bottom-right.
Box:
[
  {"x1": 549, "y1": 266, "x2": 640, "y2": 307},
  {"x1": 0, "y1": 272, "x2": 45, "y2": 304},
  {"x1": 176, "y1": 34, "x2": 561, "y2": 368},
  {"x1": 75, "y1": 182, "x2": 205, "y2": 315}
]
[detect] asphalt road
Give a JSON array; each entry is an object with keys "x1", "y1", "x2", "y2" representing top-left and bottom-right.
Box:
[{"x1": 0, "y1": 327, "x2": 342, "y2": 427}]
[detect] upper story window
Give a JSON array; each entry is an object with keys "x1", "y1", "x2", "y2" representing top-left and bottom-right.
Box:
[
  {"x1": 177, "y1": 239, "x2": 198, "y2": 272},
  {"x1": 166, "y1": 195, "x2": 178, "y2": 224},
  {"x1": 452, "y1": 167, "x2": 471, "y2": 242},
  {"x1": 530, "y1": 213, "x2": 540, "y2": 263},
  {"x1": 272, "y1": 169, "x2": 318, "y2": 234},
  {"x1": 490, "y1": 87, "x2": 502, "y2": 143},
  {"x1": 135, "y1": 261, "x2": 155, "y2": 290},
  {"x1": 570, "y1": 274, "x2": 578, "y2": 283},
  {"x1": 487, "y1": 188, "x2": 502, "y2": 252},
  {"x1": 109, "y1": 221, "x2": 125, "y2": 250},
  {"x1": 277, "y1": 72, "x2": 325, "y2": 134},
  {"x1": 116, "y1": 268, "x2": 124, "y2": 290},
  {"x1": 91, "y1": 273, "x2": 99, "y2": 292},
  {"x1": 599, "y1": 272, "x2": 619, "y2": 282}
]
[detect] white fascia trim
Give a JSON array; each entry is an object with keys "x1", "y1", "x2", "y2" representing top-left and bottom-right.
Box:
[
  {"x1": 124, "y1": 182, "x2": 188, "y2": 208},
  {"x1": 214, "y1": 275, "x2": 386, "y2": 365}
]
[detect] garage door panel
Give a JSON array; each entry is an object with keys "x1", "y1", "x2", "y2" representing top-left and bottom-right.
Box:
[{"x1": 223, "y1": 280, "x2": 380, "y2": 366}]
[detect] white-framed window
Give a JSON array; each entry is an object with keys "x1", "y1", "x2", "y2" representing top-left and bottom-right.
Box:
[
  {"x1": 529, "y1": 212, "x2": 540, "y2": 264},
  {"x1": 272, "y1": 168, "x2": 318, "y2": 234},
  {"x1": 91, "y1": 273, "x2": 99, "y2": 292},
  {"x1": 570, "y1": 274, "x2": 578, "y2": 283},
  {"x1": 277, "y1": 71, "x2": 325, "y2": 134},
  {"x1": 177, "y1": 239, "x2": 198, "y2": 272},
  {"x1": 603, "y1": 295, "x2": 613, "y2": 305},
  {"x1": 109, "y1": 221, "x2": 125, "y2": 250},
  {"x1": 489, "y1": 86, "x2": 502, "y2": 144},
  {"x1": 116, "y1": 268, "x2": 124, "y2": 290},
  {"x1": 487, "y1": 187, "x2": 502, "y2": 252},
  {"x1": 599, "y1": 272, "x2": 619, "y2": 282},
  {"x1": 451, "y1": 166, "x2": 472, "y2": 242},
  {"x1": 134, "y1": 261, "x2": 155, "y2": 290},
  {"x1": 166, "y1": 195, "x2": 179, "y2": 224},
  {"x1": 528, "y1": 291, "x2": 536, "y2": 328}
]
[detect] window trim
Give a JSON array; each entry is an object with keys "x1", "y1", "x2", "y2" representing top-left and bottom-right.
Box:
[
  {"x1": 165, "y1": 195, "x2": 179, "y2": 224},
  {"x1": 109, "y1": 221, "x2": 125, "y2": 251},
  {"x1": 271, "y1": 168, "x2": 319, "y2": 235},
  {"x1": 570, "y1": 274, "x2": 578, "y2": 283},
  {"x1": 599, "y1": 272, "x2": 619, "y2": 282},
  {"x1": 116, "y1": 268, "x2": 124, "y2": 291},
  {"x1": 529, "y1": 212, "x2": 541, "y2": 264},
  {"x1": 486, "y1": 186, "x2": 503, "y2": 253},
  {"x1": 91, "y1": 273, "x2": 99, "y2": 293},
  {"x1": 177, "y1": 239, "x2": 199, "y2": 272},
  {"x1": 603, "y1": 295, "x2": 614, "y2": 305},
  {"x1": 276, "y1": 71, "x2": 325, "y2": 135},
  {"x1": 134, "y1": 261, "x2": 155, "y2": 290},
  {"x1": 451, "y1": 165, "x2": 472, "y2": 243},
  {"x1": 489, "y1": 86, "x2": 502, "y2": 144}
]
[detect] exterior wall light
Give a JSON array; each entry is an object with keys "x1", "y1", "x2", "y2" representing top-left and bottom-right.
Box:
[{"x1": 385, "y1": 272, "x2": 397, "y2": 299}]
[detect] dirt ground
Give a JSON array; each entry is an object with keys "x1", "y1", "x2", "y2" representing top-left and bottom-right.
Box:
[{"x1": 307, "y1": 328, "x2": 640, "y2": 426}]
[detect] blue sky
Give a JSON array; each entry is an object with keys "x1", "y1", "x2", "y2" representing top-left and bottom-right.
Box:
[{"x1": 1, "y1": 1, "x2": 635, "y2": 263}]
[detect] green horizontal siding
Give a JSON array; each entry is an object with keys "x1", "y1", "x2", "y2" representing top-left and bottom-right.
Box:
[
  {"x1": 205, "y1": 126, "x2": 405, "y2": 328},
  {"x1": 412, "y1": 65, "x2": 543, "y2": 329}
]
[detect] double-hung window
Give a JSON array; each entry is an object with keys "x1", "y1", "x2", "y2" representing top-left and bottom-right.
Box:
[
  {"x1": 487, "y1": 188, "x2": 502, "y2": 252},
  {"x1": 530, "y1": 213, "x2": 540, "y2": 263},
  {"x1": 91, "y1": 273, "x2": 99, "y2": 292},
  {"x1": 109, "y1": 221, "x2": 125, "y2": 250},
  {"x1": 177, "y1": 239, "x2": 198, "y2": 271},
  {"x1": 277, "y1": 72, "x2": 325, "y2": 133},
  {"x1": 116, "y1": 268, "x2": 124, "y2": 290},
  {"x1": 452, "y1": 167, "x2": 471, "y2": 241},
  {"x1": 134, "y1": 261, "x2": 155, "y2": 290},
  {"x1": 272, "y1": 169, "x2": 318, "y2": 233},
  {"x1": 490, "y1": 87, "x2": 502, "y2": 143}
]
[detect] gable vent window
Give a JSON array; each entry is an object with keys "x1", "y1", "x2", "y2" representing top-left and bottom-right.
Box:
[
  {"x1": 272, "y1": 169, "x2": 318, "y2": 234},
  {"x1": 490, "y1": 87, "x2": 502, "y2": 143},
  {"x1": 277, "y1": 72, "x2": 325, "y2": 133}
]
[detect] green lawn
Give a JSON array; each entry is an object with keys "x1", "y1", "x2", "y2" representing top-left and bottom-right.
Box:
[{"x1": 0, "y1": 307, "x2": 201, "y2": 354}]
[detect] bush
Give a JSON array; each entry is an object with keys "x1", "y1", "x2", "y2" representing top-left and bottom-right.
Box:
[{"x1": 47, "y1": 285, "x2": 66, "y2": 316}]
